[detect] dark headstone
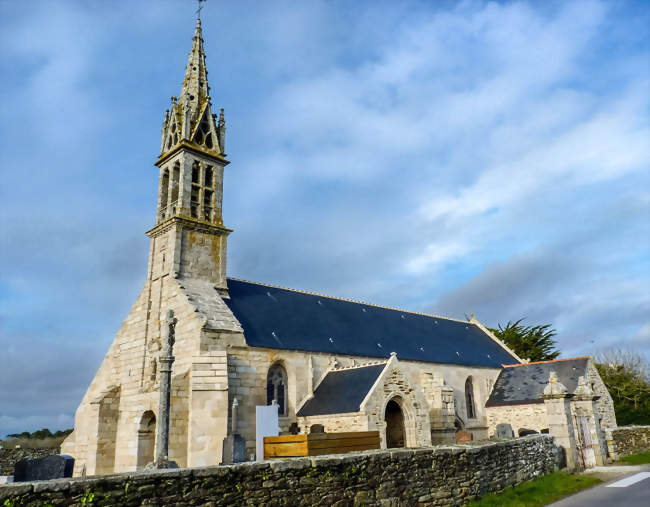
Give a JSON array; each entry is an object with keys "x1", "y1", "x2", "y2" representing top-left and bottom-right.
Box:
[
  {"x1": 496, "y1": 423, "x2": 515, "y2": 439},
  {"x1": 309, "y1": 424, "x2": 325, "y2": 434},
  {"x1": 14, "y1": 454, "x2": 74, "y2": 482},
  {"x1": 222, "y1": 434, "x2": 246, "y2": 464},
  {"x1": 518, "y1": 428, "x2": 539, "y2": 437}
]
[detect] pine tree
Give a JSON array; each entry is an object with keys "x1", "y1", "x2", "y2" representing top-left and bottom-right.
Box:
[{"x1": 489, "y1": 319, "x2": 560, "y2": 362}]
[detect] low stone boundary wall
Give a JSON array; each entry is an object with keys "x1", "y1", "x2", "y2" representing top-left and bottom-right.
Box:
[
  {"x1": 0, "y1": 448, "x2": 60, "y2": 476},
  {"x1": 606, "y1": 425, "x2": 650, "y2": 459},
  {"x1": 0, "y1": 435, "x2": 560, "y2": 506}
]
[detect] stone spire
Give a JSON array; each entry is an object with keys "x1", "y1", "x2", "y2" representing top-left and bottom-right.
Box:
[
  {"x1": 160, "y1": 18, "x2": 225, "y2": 158},
  {"x1": 179, "y1": 19, "x2": 210, "y2": 129}
]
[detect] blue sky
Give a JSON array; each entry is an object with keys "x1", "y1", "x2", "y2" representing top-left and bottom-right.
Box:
[{"x1": 0, "y1": 0, "x2": 648, "y2": 438}]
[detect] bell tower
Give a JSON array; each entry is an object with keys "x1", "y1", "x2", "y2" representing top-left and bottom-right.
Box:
[{"x1": 146, "y1": 18, "x2": 231, "y2": 294}]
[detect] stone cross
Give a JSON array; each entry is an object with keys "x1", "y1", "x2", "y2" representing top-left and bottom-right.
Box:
[{"x1": 151, "y1": 310, "x2": 178, "y2": 468}]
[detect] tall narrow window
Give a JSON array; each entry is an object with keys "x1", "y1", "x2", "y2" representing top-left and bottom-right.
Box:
[
  {"x1": 204, "y1": 165, "x2": 213, "y2": 186},
  {"x1": 170, "y1": 162, "x2": 180, "y2": 210},
  {"x1": 191, "y1": 161, "x2": 200, "y2": 183},
  {"x1": 159, "y1": 169, "x2": 169, "y2": 221},
  {"x1": 267, "y1": 363, "x2": 287, "y2": 416},
  {"x1": 465, "y1": 377, "x2": 476, "y2": 420},
  {"x1": 203, "y1": 190, "x2": 213, "y2": 220},
  {"x1": 191, "y1": 162, "x2": 200, "y2": 218}
]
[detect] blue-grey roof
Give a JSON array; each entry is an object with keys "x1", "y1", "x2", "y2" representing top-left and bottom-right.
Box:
[
  {"x1": 486, "y1": 357, "x2": 590, "y2": 407},
  {"x1": 224, "y1": 278, "x2": 519, "y2": 367},
  {"x1": 297, "y1": 364, "x2": 386, "y2": 416}
]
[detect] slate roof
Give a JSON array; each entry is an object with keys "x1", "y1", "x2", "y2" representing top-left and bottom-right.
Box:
[
  {"x1": 223, "y1": 278, "x2": 519, "y2": 367},
  {"x1": 178, "y1": 278, "x2": 243, "y2": 332},
  {"x1": 297, "y1": 364, "x2": 387, "y2": 416},
  {"x1": 485, "y1": 357, "x2": 590, "y2": 407}
]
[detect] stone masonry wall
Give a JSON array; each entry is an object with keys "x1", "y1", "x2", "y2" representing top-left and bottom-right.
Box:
[
  {"x1": 608, "y1": 425, "x2": 650, "y2": 458},
  {"x1": 0, "y1": 448, "x2": 60, "y2": 476},
  {"x1": 0, "y1": 435, "x2": 560, "y2": 506},
  {"x1": 486, "y1": 403, "x2": 548, "y2": 437}
]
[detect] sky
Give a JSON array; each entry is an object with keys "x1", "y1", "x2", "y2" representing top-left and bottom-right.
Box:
[{"x1": 0, "y1": 0, "x2": 648, "y2": 438}]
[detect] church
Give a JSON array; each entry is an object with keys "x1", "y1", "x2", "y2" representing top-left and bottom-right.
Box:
[{"x1": 61, "y1": 18, "x2": 615, "y2": 476}]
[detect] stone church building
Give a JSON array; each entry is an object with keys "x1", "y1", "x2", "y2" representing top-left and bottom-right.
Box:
[{"x1": 61, "y1": 19, "x2": 616, "y2": 476}]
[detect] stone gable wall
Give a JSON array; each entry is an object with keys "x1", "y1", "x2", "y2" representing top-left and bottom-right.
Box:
[
  {"x1": 586, "y1": 360, "x2": 617, "y2": 429},
  {"x1": 0, "y1": 436, "x2": 560, "y2": 506},
  {"x1": 0, "y1": 448, "x2": 60, "y2": 476}
]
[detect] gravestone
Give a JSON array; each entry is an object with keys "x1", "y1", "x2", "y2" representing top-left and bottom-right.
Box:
[
  {"x1": 222, "y1": 434, "x2": 247, "y2": 464},
  {"x1": 14, "y1": 454, "x2": 74, "y2": 482},
  {"x1": 255, "y1": 404, "x2": 279, "y2": 461},
  {"x1": 455, "y1": 431, "x2": 473, "y2": 443},
  {"x1": 496, "y1": 423, "x2": 515, "y2": 439},
  {"x1": 309, "y1": 424, "x2": 325, "y2": 434},
  {"x1": 518, "y1": 428, "x2": 538, "y2": 437}
]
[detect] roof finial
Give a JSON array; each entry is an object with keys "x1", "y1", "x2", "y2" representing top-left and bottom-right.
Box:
[{"x1": 196, "y1": 0, "x2": 206, "y2": 20}]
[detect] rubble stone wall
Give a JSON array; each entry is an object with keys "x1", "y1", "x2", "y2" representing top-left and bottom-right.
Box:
[
  {"x1": 0, "y1": 435, "x2": 560, "y2": 506},
  {"x1": 608, "y1": 425, "x2": 650, "y2": 458}
]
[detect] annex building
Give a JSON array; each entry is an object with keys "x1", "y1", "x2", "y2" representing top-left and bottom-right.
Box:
[{"x1": 61, "y1": 18, "x2": 616, "y2": 476}]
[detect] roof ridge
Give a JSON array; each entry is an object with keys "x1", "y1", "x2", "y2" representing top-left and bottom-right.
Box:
[
  {"x1": 331, "y1": 361, "x2": 388, "y2": 371},
  {"x1": 502, "y1": 356, "x2": 590, "y2": 368},
  {"x1": 226, "y1": 277, "x2": 470, "y2": 324}
]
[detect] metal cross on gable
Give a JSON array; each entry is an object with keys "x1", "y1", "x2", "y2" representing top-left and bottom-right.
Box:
[{"x1": 196, "y1": 0, "x2": 207, "y2": 19}]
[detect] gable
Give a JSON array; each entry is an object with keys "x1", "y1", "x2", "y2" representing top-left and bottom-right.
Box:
[
  {"x1": 223, "y1": 278, "x2": 519, "y2": 367},
  {"x1": 486, "y1": 357, "x2": 590, "y2": 407},
  {"x1": 297, "y1": 364, "x2": 386, "y2": 416}
]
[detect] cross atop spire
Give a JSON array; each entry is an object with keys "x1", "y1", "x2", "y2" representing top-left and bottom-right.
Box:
[{"x1": 196, "y1": 0, "x2": 206, "y2": 20}]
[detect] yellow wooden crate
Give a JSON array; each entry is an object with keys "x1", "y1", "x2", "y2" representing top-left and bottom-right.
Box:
[{"x1": 264, "y1": 431, "x2": 381, "y2": 459}]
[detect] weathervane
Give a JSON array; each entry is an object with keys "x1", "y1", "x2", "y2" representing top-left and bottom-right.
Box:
[{"x1": 196, "y1": 0, "x2": 206, "y2": 19}]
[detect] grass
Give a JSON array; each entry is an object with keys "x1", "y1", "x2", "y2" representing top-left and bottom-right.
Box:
[
  {"x1": 467, "y1": 471, "x2": 602, "y2": 507},
  {"x1": 0, "y1": 437, "x2": 65, "y2": 450},
  {"x1": 620, "y1": 451, "x2": 650, "y2": 465}
]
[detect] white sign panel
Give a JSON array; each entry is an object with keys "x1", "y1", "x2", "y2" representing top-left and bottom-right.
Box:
[
  {"x1": 255, "y1": 404, "x2": 279, "y2": 461},
  {"x1": 255, "y1": 405, "x2": 280, "y2": 461}
]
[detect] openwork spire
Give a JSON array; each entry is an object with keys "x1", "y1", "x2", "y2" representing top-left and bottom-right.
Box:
[{"x1": 160, "y1": 18, "x2": 226, "y2": 158}]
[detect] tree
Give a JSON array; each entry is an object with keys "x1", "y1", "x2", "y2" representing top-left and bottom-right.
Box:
[
  {"x1": 488, "y1": 319, "x2": 560, "y2": 362},
  {"x1": 594, "y1": 348, "x2": 650, "y2": 426}
]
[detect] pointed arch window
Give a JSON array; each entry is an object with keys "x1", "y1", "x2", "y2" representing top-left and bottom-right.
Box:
[
  {"x1": 267, "y1": 363, "x2": 287, "y2": 416},
  {"x1": 465, "y1": 377, "x2": 476, "y2": 420}
]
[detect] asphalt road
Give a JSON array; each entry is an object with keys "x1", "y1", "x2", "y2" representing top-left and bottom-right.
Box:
[{"x1": 550, "y1": 465, "x2": 650, "y2": 507}]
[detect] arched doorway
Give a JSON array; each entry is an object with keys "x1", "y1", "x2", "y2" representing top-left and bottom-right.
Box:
[
  {"x1": 136, "y1": 411, "x2": 156, "y2": 469},
  {"x1": 385, "y1": 399, "x2": 406, "y2": 448}
]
